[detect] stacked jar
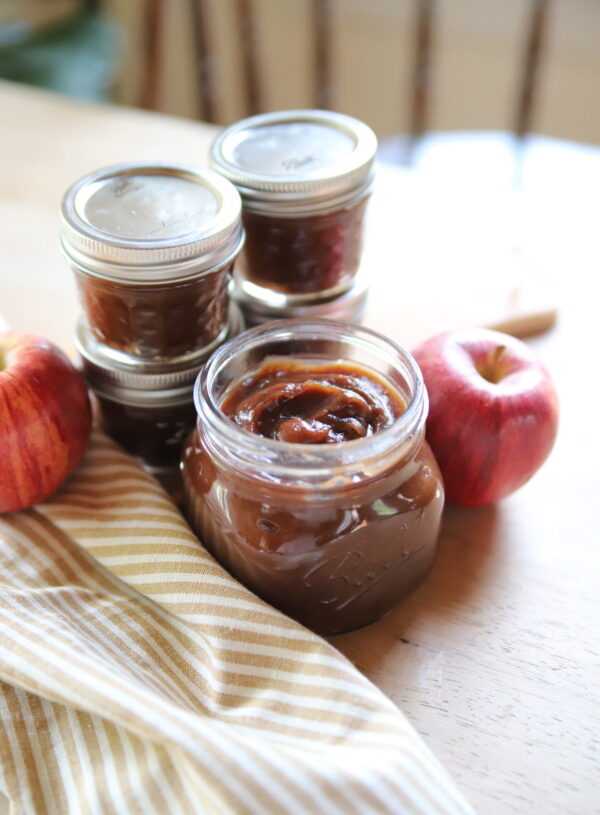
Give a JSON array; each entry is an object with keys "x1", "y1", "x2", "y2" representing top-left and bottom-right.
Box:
[
  {"x1": 60, "y1": 162, "x2": 245, "y2": 495},
  {"x1": 57, "y1": 124, "x2": 444, "y2": 636},
  {"x1": 210, "y1": 110, "x2": 377, "y2": 325}
]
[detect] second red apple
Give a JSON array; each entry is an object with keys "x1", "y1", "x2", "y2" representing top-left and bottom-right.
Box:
[{"x1": 412, "y1": 329, "x2": 559, "y2": 508}]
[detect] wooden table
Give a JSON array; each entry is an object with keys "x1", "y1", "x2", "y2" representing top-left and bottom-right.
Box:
[{"x1": 1, "y1": 81, "x2": 598, "y2": 815}]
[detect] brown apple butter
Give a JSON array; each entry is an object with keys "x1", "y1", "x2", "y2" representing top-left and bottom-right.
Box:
[
  {"x1": 220, "y1": 358, "x2": 404, "y2": 443},
  {"x1": 182, "y1": 320, "x2": 444, "y2": 635},
  {"x1": 239, "y1": 196, "x2": 368, "y2": 295},
  {"x1": 75, "y1": 264, "x2": 231, "y2": 359}
]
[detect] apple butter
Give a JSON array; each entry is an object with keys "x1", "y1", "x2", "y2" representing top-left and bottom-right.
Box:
[
  {"x1": 239, "y1": 195, "x2": 369, "y2": 295},
  {"x1": 74, "y1": 264, "x2": 232, "y2": 360},
  {"x1": 61, "y1": 162, "x2": 243, "y2": 359},
  {"x1": 210, "y1": 110, "x2": 376, "y2": 308},
  {"x1": 220, "y1": 358, "x2": 404, "y2": 443},
  {"x1": 182, "y1": 320, "x2": 444, "y2": 635}
]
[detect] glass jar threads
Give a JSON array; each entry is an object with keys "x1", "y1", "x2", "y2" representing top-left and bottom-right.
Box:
[
  {"x1": 182, "y1": 319, "x2": 444, "y2": 635},
  {"x1": 210, "y1": 110, "x2": 377, "y2": 323},
  {"x1": 61, "y1": 162, "x2": 244, "y2": 359}
]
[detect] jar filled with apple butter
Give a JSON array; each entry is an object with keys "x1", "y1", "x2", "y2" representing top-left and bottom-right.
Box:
[
  {"x1": 182, "y1": 320, "x2": 444, "y2": 635},
  {"x1": 210, "y1": 111, "x2": 376, "y2": 324},
  {"x1": 61, "y1": 162, "x2": 243, "y2": 359},
  {"x1": 75, "y1": 305, "x2": 243, "y2": 492}
]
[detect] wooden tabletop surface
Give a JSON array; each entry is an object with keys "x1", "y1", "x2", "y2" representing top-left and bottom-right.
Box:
[{"x1": 1, "y1": 81, "x2": 598, "y2": 815}]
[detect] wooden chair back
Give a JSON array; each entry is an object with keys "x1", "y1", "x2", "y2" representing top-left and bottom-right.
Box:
[{"x1": 139, "y1": 0, "x2": 551, "y2": 146}]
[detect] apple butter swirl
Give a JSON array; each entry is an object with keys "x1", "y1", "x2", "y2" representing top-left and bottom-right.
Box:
[{"x1": 220, "y1": 358, "x2": 405, "y2": 444}]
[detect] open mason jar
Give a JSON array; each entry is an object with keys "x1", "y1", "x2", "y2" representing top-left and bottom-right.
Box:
[
  {"x1": 210, "y1": 111, "x2": 377, "y2": 321},
  {"x1": 61, "y1": 162, "x2": 243, "y2": 359},
  {"x1": 182, "y1": 320, "x2": 444, "y2": 635}
]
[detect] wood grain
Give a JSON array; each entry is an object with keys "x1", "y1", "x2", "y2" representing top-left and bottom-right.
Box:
[{"x1": 0, "y1": 81, "x2": 598, "y2": 814}]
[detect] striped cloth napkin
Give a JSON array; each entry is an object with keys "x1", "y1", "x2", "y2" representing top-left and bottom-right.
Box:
[{"x1": 0, "y1": 430, "x2": 474, "y2": 815}]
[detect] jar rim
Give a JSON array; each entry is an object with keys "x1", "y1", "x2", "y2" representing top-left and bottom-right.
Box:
[{"x1": 194, "y1": 319, "x2": 427, "y2": 484}]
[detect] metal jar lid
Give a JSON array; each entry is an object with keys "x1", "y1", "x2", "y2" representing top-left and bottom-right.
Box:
[
  {"x1": 232, "y1": 272, "x2": 368, "y2": 326},
  {"x1": 60, "y1": 162, "x2": 244, "y2": 284},
  {"x1": 210, "y1": 110, "x2": 377, "y2": 214},
  {"x1": 76, "y1": 303, "x2": 244, "y2": 405}
]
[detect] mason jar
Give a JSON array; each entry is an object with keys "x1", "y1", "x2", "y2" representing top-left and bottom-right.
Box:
[
  {"x1": 210, "y1": 110, "x2": 377, "y2": 320},
  {"x1": 181, "y1": 319, "x2": 444, "y2": 635},
  {"x1": 76, "y1": 305, "x2": 243, "y2": 476},
  {"x1": 61, "y1": 162, "x2": 243, "y2": 359}
]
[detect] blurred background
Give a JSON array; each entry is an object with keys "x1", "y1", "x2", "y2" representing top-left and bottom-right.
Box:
[{"x1": 0, "y1": 0, "x2": 598, "y2": 161}]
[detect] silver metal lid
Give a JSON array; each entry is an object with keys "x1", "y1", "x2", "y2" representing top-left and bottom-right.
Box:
[
  {"x1": 210, "y1": 110, "x2": 377, "y2": 213},
  {"x1": 61, "y1": 162, "x2": 243, "y2": 283},
  {"x1": 76, "y1": 303, "x2": 244, "y2": 404},
  {"x1": 232, "y1": 272, "x2": 368, "y2": 326}
]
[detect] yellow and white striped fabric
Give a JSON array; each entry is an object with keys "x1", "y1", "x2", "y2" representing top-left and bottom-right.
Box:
[{"x1": 0, "y1": 431, "x2": 474, "y2": 815}]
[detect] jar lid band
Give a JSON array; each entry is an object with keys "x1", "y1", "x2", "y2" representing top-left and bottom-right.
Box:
[
  {"x1": 61, "y1": 162, "x2": 243, "y2": 281},
  {"x1": 210, "y1": 110, "x2": 377, "y2": 208}
]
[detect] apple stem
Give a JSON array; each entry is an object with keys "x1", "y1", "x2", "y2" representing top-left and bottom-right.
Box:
[
  {"x1": 477, "y1": 345, "x2": 507, "y2": 383},
  {"x1": 488, "y1": 345, "x2": 506, "y2": 383}
]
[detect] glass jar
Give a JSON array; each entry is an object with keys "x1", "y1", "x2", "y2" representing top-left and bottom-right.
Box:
[
  {"x1": 61, "y1": 162, "x2": 243, "y2": 359},
  {"x1": 232, "y1": 269, "x2": 369, "y2": 328},
  {"x1": 210, "y1": 110, "x2": 377, "y2": 316},
  {"x1": 76, "y1": 305, "x2": 243, "y2": 479},
  {"x1": 182, "y1": 320, "x2": 444, "y2": 635}
]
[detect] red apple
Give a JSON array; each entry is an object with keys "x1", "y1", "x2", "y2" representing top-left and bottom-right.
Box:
[
  {"x1": 0, "y1": 331, "x2": 91, "y2": 513},
  {"x1": 412, "y1": 329, "x2": 558, "y2": 508}
]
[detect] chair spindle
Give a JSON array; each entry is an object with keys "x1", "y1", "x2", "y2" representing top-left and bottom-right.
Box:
[
  {"x1": 515, "y1": 0, "x2": 550, "y2": 137},
  {"x1": 409, "y1": 0, "x2": 435, "y2": 142},
  {"x1": 190, "y1": 0, "x2": 218, "y2": 123},
  {"x1": 236, "y1": 0, "x2": 262, "y2": 116},
  {"x1": 140, "y1": 0, "x2": 166, "y2": 111},
  {"x1": 313, "y1": 0, "x2": 333, "y2": 110}
]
